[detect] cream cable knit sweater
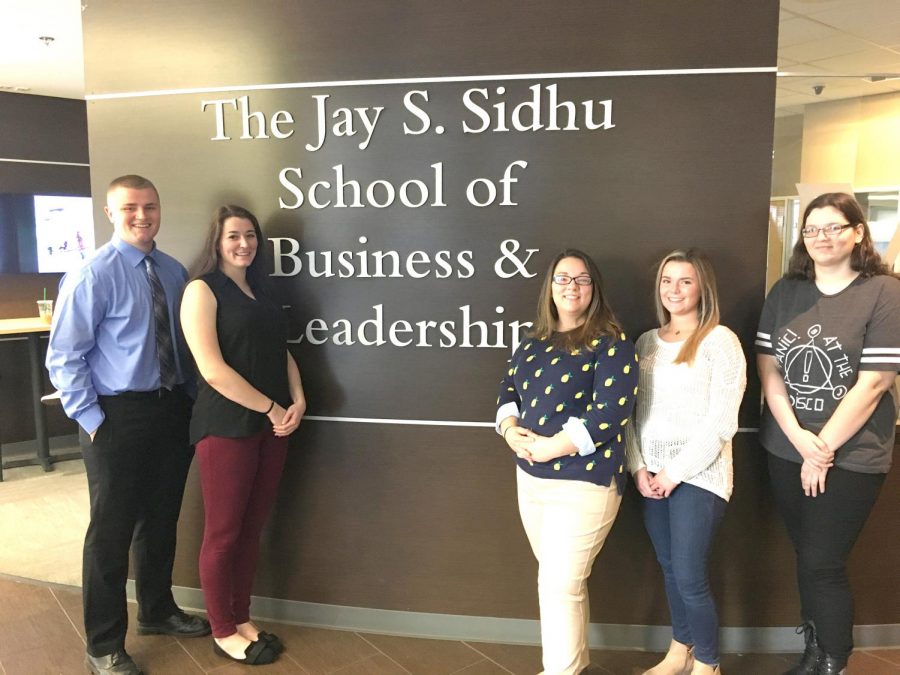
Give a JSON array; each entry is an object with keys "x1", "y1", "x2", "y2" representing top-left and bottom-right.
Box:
[{"x1": 625, "y1": 325, "x2": 746, "y2": 501}]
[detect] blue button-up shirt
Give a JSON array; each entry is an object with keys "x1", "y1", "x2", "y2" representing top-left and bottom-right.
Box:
[{"x1": 46, "y1": 235, "x2": 194, "y2": 434}]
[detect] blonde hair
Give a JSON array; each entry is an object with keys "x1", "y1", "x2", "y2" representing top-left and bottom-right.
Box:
[{"x1": 654, "y1": 249, "x2": 720, "y2": 365}]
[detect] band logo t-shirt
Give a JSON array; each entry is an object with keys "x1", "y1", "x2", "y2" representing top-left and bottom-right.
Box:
[{"x1": 755, "y1": 275, "x2": 900, "y2": 473}]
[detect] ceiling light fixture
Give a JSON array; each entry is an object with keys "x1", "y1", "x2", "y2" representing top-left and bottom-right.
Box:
[{"x1": 865, "y1": 74, "x2": 900, "y2": 82}]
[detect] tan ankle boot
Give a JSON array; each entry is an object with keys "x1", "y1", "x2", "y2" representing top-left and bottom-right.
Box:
[
  {"x1": 690, "y1": 661, "x2": 719, "y2": 675},
  {"x1": 643, "y1": 640, "x2": 694, "y2": 675}
]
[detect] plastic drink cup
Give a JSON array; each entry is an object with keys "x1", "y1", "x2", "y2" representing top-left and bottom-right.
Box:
[{"x1": 37, "y1": 299, "x2": 53, "y2": 323}]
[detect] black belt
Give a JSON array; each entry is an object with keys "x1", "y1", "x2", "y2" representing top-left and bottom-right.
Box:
[{"x1": 102, "y1": 384, "x2": 186, "y2": 401}]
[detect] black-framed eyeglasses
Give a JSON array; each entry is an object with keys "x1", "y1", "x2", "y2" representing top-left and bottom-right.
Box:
[
  {"x1": 552, "y1": 274, "x2": 593, "y2": 286},
  {"x1": 801, "y1": 222, "x2": 855, "y2": 238}
]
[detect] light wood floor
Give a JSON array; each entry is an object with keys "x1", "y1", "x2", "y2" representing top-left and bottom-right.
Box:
[{"x1": 2, "y1": 576, "x2": 899, "y2": 674}]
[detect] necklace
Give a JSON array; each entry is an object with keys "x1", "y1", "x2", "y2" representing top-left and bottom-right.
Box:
[{"x1": 668, "y1": 324, "x2": 697, "y2": 337}]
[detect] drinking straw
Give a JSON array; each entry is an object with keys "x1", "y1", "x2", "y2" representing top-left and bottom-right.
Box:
[{"x1": 43, "y1": 288, "x2": 47, "y2": 301}]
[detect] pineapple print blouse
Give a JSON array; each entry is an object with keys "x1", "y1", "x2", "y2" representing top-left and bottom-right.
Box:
[{"x1": 496, "y1": 332, "x2": 638, "y2": 492}]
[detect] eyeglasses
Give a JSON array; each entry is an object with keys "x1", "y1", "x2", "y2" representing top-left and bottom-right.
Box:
[
  {"x1": 801, "y1": 222, "x2": 855, "y2": 238},
  {"x1": 552, "y1": 274, "x2": 593, "y2": 286}
]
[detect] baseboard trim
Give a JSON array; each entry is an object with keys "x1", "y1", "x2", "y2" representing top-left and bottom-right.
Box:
[{"x1": 125, "y1": 582, "x2": 899, "y2": 652}]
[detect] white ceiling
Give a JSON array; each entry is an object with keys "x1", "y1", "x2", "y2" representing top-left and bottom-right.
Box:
[
  {"x1": 777, "y1": 0, "x2": 900, "y2": 115},
  {"x1": 0, "y1": 0, "x2": 84, "y2": 99},
  {"x1": 2, "y1": 0, "x2": 900, "y2": 114}
]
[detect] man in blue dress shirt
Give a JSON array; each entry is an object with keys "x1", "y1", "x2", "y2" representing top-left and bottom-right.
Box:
[{"x1": 47, "y1": 175, "x2": 210, "y2": 675}]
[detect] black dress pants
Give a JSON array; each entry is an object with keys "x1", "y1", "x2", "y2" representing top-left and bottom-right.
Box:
[
  {"x1": 767, "y1": 453, "x2": 885, "y2": 662},
  {"x1": 82, "y1": 387, "x2": 194, "y2": 657}
]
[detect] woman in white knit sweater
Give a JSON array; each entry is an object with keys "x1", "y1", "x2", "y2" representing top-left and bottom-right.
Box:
[{"x1": 626, "y1": 249, "x2": 746, "y2": 675}]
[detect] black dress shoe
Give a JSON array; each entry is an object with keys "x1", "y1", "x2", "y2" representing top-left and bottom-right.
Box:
[
  {"x1": 85, "y1": 650, "x2": 143, "y2": 675},
  {"x1": 137, "y1": 610, "x2": 211, "y2": 637}
]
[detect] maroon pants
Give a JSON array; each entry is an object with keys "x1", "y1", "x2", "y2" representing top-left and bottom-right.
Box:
[{"x1": 196, "y1": 430, "x2": 288, "y2": 638}]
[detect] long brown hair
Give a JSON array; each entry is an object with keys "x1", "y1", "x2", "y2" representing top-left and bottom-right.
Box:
[
  {"x1": 191, "y1": 205, "x2": 271, "y2": 294},
  {"x1": 532, "y1": 249, "x2": 622, "y2": 350},
  {"x1": 654, "y1": 249, "x2": 720, "y2": 365},
  {"x1": 786, "y1": 192, "x2": 895, "y2": 280}
]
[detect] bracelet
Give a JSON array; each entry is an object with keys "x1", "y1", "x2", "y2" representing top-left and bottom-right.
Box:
[
  {"x1": 502, "y1": 426, "x2": 515, "y2": 439},
  {"x1": 264, "y1": 400, "x2": 275, "y2": 414}
]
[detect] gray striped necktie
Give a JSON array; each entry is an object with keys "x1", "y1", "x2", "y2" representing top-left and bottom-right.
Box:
[{"x1": 143, "y1": 256, "x2": 178, "y2": 390}]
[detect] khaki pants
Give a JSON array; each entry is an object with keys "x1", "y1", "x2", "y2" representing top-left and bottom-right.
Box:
[{"x1": 517, "y1": 467, "x2": 622, "y2": 675}]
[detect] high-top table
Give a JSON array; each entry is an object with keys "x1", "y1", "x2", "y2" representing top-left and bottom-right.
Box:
[{"x1": 0, "y1": 317, "x2": 68, "y2": 475}]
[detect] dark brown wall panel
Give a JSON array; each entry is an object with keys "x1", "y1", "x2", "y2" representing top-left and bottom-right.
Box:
[
  {"x1": 171, "y1": 431, "x2": 900, "y2": 625},
  {"x1": 81, "y1": 0, "x2": 896, "y2": 630},
  {"x1": 83, "y1": 2, "x2": 778, "y2": 95},
  {"x1": 0, "y1": 92, "x2": 89, "y2": 165},
  {"x1": 83, "y1": 72, "x2": 775, "y2": 429}
]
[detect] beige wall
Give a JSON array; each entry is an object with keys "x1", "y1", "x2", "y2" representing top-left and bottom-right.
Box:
[
  {"x1": 771, "y1": 114, "x2": 803, "y2": 197},
  {"x1": 772, "y1": 91, "x2": 900, "y2": 194},
  {"x1": 770, "y1": 92, "x2": 900, "y2": 273},
  {"x1": 800, "y1": 91, "x2": 900, "y2": 187}
]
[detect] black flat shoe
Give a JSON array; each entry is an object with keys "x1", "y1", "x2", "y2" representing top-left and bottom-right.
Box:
[
  {"x1": 85, "y1": 649, "x2": 143, "y2": 675},
  {"x1": 137, "y1": 610, "x2": 211, "y2": 637},
  {"x1": 213, "y1": 640, "x2": 279, "y2": 665},
  {"x1": 258, "y1": 630, "x2": 285, "y2": 654}
]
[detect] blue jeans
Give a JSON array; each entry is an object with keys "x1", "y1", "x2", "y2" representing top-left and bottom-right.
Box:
[{"x1": 643, "y1": 482, "x2": 727, "y2": 666}]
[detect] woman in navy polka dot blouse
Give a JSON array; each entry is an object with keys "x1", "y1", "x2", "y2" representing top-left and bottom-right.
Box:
[{"x1": 496, "y1": 249, "x2": 637, "y2": 675}]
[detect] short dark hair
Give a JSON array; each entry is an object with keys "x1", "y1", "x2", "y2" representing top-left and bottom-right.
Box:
[
  {"x1": 192, "y1": 205, "x2": 271, "y2": 293},
  {"x1": 786, "y1": 192, "x2": 894, "y2": 280}
]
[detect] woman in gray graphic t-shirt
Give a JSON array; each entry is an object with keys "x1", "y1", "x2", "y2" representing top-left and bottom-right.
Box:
[{"x1": 755, "y1": 192, "x2": 900, "y2": 675}]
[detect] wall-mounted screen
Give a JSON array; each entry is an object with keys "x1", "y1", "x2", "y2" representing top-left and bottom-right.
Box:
[{"x1": 0, "y1": 193, "x2": 95, "y2": 274}]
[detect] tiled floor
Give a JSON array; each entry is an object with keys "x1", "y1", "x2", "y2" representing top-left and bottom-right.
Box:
[{"x1": 1, "y1": 577, "x2": 899, "y2": 675}]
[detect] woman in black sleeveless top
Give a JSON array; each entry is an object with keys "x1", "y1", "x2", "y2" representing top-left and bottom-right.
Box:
[{"x1": 181, "y1": 205, "x2": 305, "y2": 666}]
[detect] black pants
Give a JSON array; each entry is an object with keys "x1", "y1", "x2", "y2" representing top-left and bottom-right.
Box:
[
  {"x1": 82, "y1": 387, "x2": 194, "y2": 657},
  {"x1": 767, "y1": 453, "x2": 884, "y2": 661}
]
